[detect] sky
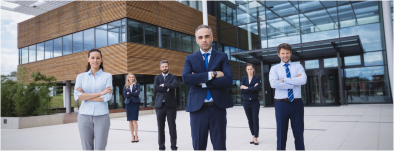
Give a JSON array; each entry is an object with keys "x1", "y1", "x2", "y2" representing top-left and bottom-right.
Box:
[{"x1": 1, "y1": 9, "x2": 34, "y2": 76}]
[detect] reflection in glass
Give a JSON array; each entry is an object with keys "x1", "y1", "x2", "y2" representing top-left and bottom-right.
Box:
[
  {"x1": 305, "y1": 59, "x2": 319, "y2": 69},
  {"x1": 108, "y1": 20, "x2": 121, "y2": 45},
  {"x1": 260, "y1": 21, "x2": 268, "y2": 48},
  {"x1": 29, "y1": 45, "x2": 36, "y2": 63},
  {"x1": 161, "y1": 28, "x2": 171, "y2": 50},
  {"x1": 73, "y1": 31, "x2": 83, "y2": 53},
  {"x1": 345, "y1": 66, "x2": 392, "y2": 103},
  {"x1": 63, "y1": 35, "x2": 72, "y2": 55},
  {"x1": 84, "y1": 28, "x2": 95, "y2": 51},
  {"x1": 220, "y1": 2, "x2": 236, "y2": 27},
  {"x1": 192, "y1": 36, "x2": 200, "y2": 53},
  {"x1": 182, "y1": 34, "x2": 192, "y2": 53},
  {"x1": 364, "y1": 51, "x2": 383, "y2": 66},
  {"x1": 177, "y1": 32, "x2": 183, "y2": 51},
  {"x1": 338, "y1": 4, "x2": 357, "y2": 28},
  {"x1": 37, "y1": 42, "x2": 44, "y2": 61},
  {"x1": 307, "y1": 75, "x2": 320, "y2": 104},
  {"x1": 54, "y1": 37, "x2": 62, "y2": 57},
  {"x1": 322, "y1": 75, "x2": 337, "y2": 104},
  {"x1": 45, "y1": 40, "x2": 53, "y2": 59},
  {"x1": 237, "y1": 1, "x2": 263, "y2": 25},
  {"x1": 146, "y1": 84, "x2": 155, "y2": 107},
  {"x1": 344, "y1": 55, "x2": 361, "y2": 66},
  {"x1": 239, "y1": 22, "x2": 260, "y2": 51},
  {"x1": 96, "y1": 25, "x2": 108, "y2": 48},
  {"x1": 22, "y1": 47, "x2": 28, "y2": 64},
  {"x1": 352, "y1": 1, "x2": 379, "y2": 25},
  {"x1": 121, "y1": 19, "x2": 126, "y2": 42},
  {"x1": 340, "y1": 23, "x2": 383, "y2": 51},
  {"x1": 266, "y1": 6, "x2": 300, "y2": 47},
  {"x1": 324, "y1": 58, "x2": 338, "y2": 67},
  {"x1": 145, "y1": 24, "x2": 158, "y2": 47}
]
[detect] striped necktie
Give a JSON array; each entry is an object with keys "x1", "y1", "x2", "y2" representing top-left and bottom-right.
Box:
[{"x1": 284, "y1": 63, "x2": 294, "y2": 102}]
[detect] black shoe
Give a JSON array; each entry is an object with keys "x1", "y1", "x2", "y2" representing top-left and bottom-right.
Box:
[
  {"x1": 250, "y1": 141, "x2": 254, "y2": 144},
  {"x1": 254, "y1": 141, "x2": 259, "y2": 145},
  {"x1": 131, "y1": 141, "x2": 135, "y2": 143}
]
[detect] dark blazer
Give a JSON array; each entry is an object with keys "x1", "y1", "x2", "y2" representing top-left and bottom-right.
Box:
[
  {"x1": 123, "y1": 83, "x2": 141, "y2": 104},
  {"x1": 241, "y1": 76, "x2": 261, "y2": 100},
  {"x1": 182, "y1": 49, "x2": 234, "y2": 112},
  {"x1": 154, "y1": 73, "x2": 178, "y2": 108}
]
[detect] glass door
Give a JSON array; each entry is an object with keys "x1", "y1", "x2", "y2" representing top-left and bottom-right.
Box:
[
  {"x1": 305, "y1": 69, "x2": 339, "y2": 105},
  {"x1": 307, "y1": 75, "x2": 321, "y2": 105}
]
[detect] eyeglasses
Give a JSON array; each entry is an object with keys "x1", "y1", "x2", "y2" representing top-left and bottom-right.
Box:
[{"x1": 197, "y1": 35, "x2": 211, "y2": 40}]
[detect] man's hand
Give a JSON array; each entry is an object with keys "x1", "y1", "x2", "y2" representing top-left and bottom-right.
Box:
[
  {"x1": 127, "y1": 92, "x2": 129, "y2": 94},
  {"x1": 159, "y1": 84, "x2": 164, "y2": 87},
  {"x1": 211, "y1": 71, "x2": 224, "y2": 78},
  {"x1": 254, "y1": 83, "x2": 258, "y2": 87},
  {"x1": 100, "y1": 86, "x2": 112, "y2": 95},
  {"x1": 278, "y1": 79, "x2": 284, "y2": 82},
  {"x1": 76, "y1": 87, "x2": 84, "y2": 93},
  {"x1": 297, "y1": 74, "x2": 302, "y2": 77}
]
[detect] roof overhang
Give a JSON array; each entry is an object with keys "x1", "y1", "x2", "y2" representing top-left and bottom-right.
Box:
[
  {"x1": 1, "y1": 1, "x2": 74, "y2": 16},
  {"x1": 231, "y1": 35, "x2": 364, "y2": 64}
]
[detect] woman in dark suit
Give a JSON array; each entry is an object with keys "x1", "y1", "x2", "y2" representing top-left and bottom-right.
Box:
[
  {"x1": 240, "y1": 64, "x2": 261, "y2": 145},
  {"x1": 123, "y1": 72, "x2": 141, "y2": 143}
]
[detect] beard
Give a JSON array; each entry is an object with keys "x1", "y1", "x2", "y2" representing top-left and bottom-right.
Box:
[{"x1": 162, "y1": 69, "x2": 169, "y2": 74}]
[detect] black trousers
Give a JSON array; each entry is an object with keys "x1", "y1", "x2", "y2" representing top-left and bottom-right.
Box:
[
  {"x1": 156, "y1": 102, "x2": 177, "y2": 150},
  {"x1": 243, "y1": 99, "x2": 260, "y2": 137}
]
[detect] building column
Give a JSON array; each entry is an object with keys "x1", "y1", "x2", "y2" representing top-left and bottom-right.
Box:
[
  {"x1": 64, "y1": 81, "x2": 72, "y2": 113},
  {"x1": 202, "y1": 0, "x2": 208, "y2": 25},
  {"x1": 337, "y1": 52, "x2": 345, "y2": 105},
  {"x1": 382, "y1": 1, "x2": 393, "y2": 97},
  {"x1": 260, "y1": 61, "x2": 266, "y2": 107}
]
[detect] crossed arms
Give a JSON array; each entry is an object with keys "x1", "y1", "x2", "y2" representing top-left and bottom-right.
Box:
[{"x1": 269, "y1": 65, "x2": 307, "y2": 90}]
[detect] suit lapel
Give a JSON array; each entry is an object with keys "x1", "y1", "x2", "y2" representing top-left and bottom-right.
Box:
[
  {"x1": 250, "y1": 76, "x2": 256, "y2": 85},
  {"x1": 196, "y1": 51, "x2": 207, "y2": 72},
  {"x1": 208, "y1": 49, "x2": 216, "y2": 71},
  {"x1": 164, "y1": 73, "x2": 171, "y2": 83}
]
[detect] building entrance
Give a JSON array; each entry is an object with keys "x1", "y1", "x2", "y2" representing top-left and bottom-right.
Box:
[{"x1": 305, "y1": 69, "x2": 340, "y2": 105}]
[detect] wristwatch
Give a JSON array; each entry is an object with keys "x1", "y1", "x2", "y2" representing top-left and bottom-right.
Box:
[{"x1": 213, "y1": 71, "x2": 217, "y2": 78}]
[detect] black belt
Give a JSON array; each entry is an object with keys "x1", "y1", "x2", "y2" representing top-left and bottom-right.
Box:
[
  {"x1": 276, "y1": 98, "x2": 301, "y2": 102},
  {"x1": 203, "y1": 102, "x2": 215, "y2": 106}
]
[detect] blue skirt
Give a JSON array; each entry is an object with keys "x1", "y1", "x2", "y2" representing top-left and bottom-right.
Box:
[{"x1": 126, "y1": 101, "x2": 140, "y2": 121}]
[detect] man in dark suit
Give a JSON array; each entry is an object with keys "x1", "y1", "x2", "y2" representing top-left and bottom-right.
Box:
[
  {"x1": 182, "y1": 24, "x2": 234, "y2": 150},
  {"x1": 154, "y1": 60, "x2": 178, "y2": 150}
]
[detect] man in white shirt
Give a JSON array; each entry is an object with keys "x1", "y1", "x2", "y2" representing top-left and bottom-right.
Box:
[{"x1": 269, "y1": 43, "x2": 307, "y2": 150}]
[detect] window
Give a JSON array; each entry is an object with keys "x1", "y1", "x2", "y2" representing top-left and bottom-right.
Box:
[
  {"x1": 73, "y1": 31, "x2": 83, "y2": 53},
  {"x1": 29, "y1": 45, "x2": 36, "y2": 63},
  {"x1": 145, "y1": 24, "x2": 158, "y2": 47},
  {"x1": 45, "y1": 40, "x2": 53, "y2": 59},
  {"x1": 161, "y1": 28, "x2": 171, "y2": 50},
  {"x1": 63, "y1": 35, "x2": 72, "y2": 55},
  {"x1": 96, "y1": 24, "x2": 108, "y2": 48},
  {"x1": 54, "y1": 37, "x2": 62, "y2": 57},
  {"x1": 324, "y1": 58, "x2": 338, "y2": 67},
  {"x1": 128, "y1": 20, "x2": 144, "y2": 44},
  {"x1": 344, "y1": 55, "x2": 361, "y2": 66},
  {"x1": 108, "y1": 20, "x2": 121, "y2": 45},
  {"x1": 84, "y1": 28, "x2": 95, "y2": 51},
  {"x1": 37, "y1": 42, "x2": 45, "y2": 61},
  {"x1": 171, "y1": 31, "x2": 177, "y2": 50},
  {"x1": 192, "y1": 36, "x2": 199, "y2": 53},
  {"x1": 182, "y1": 34, "x2": 192, "y2": 53},
  {"x1": 121, "y1": 19, "x2": 127, "y2": 42},
  {"x1": 22, "y1": 47, "x2": 28, "y2": 64},
  {"x1": 305, "y1": 60, "x2": 319, "y2": 69}
]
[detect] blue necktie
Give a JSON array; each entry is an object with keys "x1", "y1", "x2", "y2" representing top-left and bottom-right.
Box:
[
  {"x1": 203, "y1": 53, "x2": 212, "y2": 101},
  {"x1": 284, "y1": 63, "x2": 294, "y2": 102}
]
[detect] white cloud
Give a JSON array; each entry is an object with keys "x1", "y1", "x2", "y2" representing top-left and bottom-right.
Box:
[{"x1": 1, "y1": 9, "x2": 34, "y2": 75}]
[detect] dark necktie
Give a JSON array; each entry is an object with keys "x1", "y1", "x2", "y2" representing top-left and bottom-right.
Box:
[{"x1": 284, "y1": 63, "x2": 294, "y2": 102}]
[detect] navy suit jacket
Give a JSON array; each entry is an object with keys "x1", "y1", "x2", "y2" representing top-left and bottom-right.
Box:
[
  {"x1": 182, "y1": 49, "x2": 234, "y2": 112},
  {"x1": 123, "y1": 83, "x2": 141, "y2": 104},
  {"x1": 241, "y1": 76, "x2": 261, "y2": 100}
]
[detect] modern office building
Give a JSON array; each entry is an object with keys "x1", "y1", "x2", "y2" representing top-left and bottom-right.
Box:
[{"x1": 12, "y1": 1, "x2": 393, "y2": 111}]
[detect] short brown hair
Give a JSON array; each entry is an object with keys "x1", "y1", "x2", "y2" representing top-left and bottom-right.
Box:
[
  {"x1": 246, "y1": 63, "x2": 255, "y2": 75},
  {"x1": 277, "y1": 43, "x2": 292, "y2": 54}
]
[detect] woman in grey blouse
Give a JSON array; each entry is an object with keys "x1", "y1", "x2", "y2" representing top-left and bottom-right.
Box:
[{"x1": 74, "y1": 49, "x2": 113, "y2": 150}]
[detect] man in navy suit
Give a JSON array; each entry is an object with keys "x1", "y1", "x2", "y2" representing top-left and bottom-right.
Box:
[{"x1": 182, "y1": 24, "x2": 234, "y2": 150}]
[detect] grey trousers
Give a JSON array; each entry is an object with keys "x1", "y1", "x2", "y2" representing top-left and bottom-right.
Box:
[{"x1": 78, "y1": 114, "x2": 110, "y2": 150}]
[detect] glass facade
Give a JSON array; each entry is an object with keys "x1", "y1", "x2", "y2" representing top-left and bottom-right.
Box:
[{"x1": 216, "y1": 1, "x2": 392, "y2": 105}]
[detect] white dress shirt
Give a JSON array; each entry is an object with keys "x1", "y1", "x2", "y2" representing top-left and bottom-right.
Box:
[
  {"x1": 269, "y1": 60, "x2": 307, "y2": 99},
  {"x1": 200, "y1": 48, "x2": 213, "y2": 102},
  {"x1": 162, "y1": 73, "x2": 170, "y2": 102}
]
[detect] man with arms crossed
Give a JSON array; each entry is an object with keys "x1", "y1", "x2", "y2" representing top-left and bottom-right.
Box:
[
  {"x1": 154, "y1": 60, "x2": 178, "y2": 150},
  {"x1": 182, "y1": 25, "x2": 233, "y2": 150},
  {"x1": 269, "y1": 43, "x2": 307, "y2": 150}
]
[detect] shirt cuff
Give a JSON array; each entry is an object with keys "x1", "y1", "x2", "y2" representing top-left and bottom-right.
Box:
[
  {"x1": 208, "y1": 72, "x2": 212, "y2": 80},
  {"x1": 201, "y1": 83, "x2": 207, "y2": 88},
  {"x1": 162, "y1": 84, "x2": 164, "y2": 87},
  {"x1": 74, "y1": 91, "x2": 82, "y2": 101},
  {"x1": 100, "y1": 93, "x2": 112, "y2": 102},
  {"x1": 167, "y1": 88, "x2": 169, "y2": 92}
]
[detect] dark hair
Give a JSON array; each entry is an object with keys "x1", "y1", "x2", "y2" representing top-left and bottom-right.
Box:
[
  {"x1": 86, "y1": 49, "x2": 104, "y2": 72},
  {"x1": 159, "y1": 60, "x2": 169, "y2": 66},
  {"x1": 277, "y1": 43, "x2": 292, "y2": 54}
]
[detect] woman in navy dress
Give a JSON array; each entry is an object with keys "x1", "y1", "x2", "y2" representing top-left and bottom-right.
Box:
[
  {"x1": 123, "y1": 72, "x2": 141, "y2": 143},
  {"x1": 240, "y1": 64, "x2": 261, "y2": 145}
]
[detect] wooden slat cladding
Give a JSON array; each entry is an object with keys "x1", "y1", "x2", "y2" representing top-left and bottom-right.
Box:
[
  {"x1": 127, "y1": 43, "x2": 189, "y2": 76},
  {"x1": 126, "y1": 1, "x2": 217, "y2": 41},
  {"x1": 18, "y1": 1, "x2": 126, "y2": 48},
  {"x1": 18, "y1": 43, "x2": 128, "y2": 81}
]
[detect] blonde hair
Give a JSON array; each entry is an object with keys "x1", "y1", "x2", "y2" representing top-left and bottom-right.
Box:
[{"x1": 125, "y1": 72, "x2": 137, "y2": 89}]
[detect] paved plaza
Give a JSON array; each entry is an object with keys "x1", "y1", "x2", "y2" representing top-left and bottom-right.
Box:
[{"x1": 1, "y1": 104, "x2": 393, "y2": 150}]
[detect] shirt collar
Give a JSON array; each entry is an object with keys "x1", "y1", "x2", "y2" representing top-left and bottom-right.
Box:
[
  {"x1": 280, "y1": 60, "x2": 292, "y2": 66},
  {"x1": 200, "y1": 47, "x2": 212, "y2": 56},
  {"x1": 88, "y1": 69, "x2": 103, "y2": 76},
  {"x1": 162, "y1": 73, "x2": 169, "y2": 77}
]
